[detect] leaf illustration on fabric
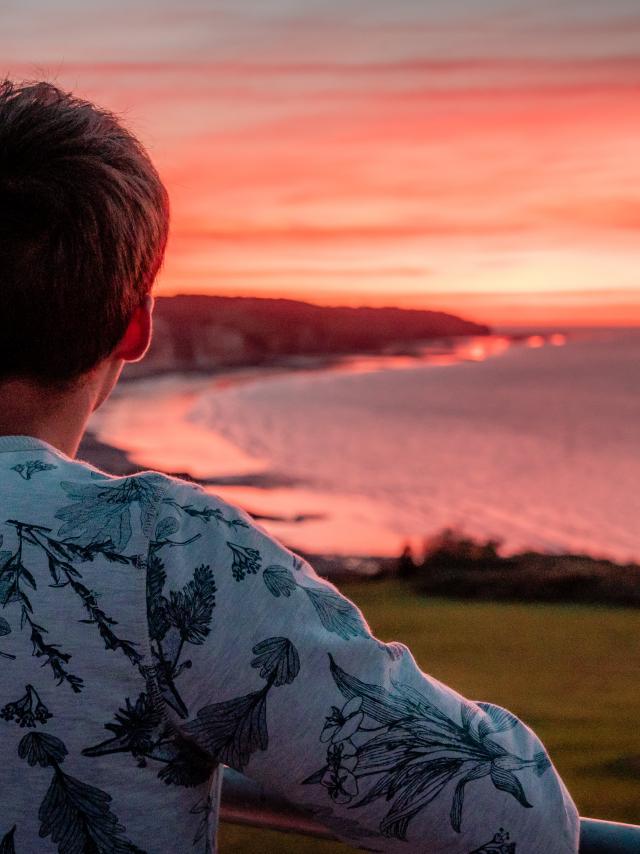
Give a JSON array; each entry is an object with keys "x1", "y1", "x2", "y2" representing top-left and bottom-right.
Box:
[
  {"x1": 227, "y1": 542, "x2": 261, "y2": 581},
  {"x1": 1, "y1": 519, "x2": 143, "y2": 686},
  {"x1": 185, "y1": 637, "x2": 300, "y2": 771},
  {"x1": 0, "y1": 825, "x2": 16, "y2": 854},
  {"x1": 164, "y1": 565, "x2": 216, "y2": 645},
  {"x1": 476, "y1": 703, "x2": 520, "y2": 740},
  {"x1": 0, "y1": 614, "x2": 14, "y2": 660},
  {"x1": 156, "y1": 736, "x2": 215, "y2": 788},
  {"x1": 155, "y1": 517, "x2": 179, "y2": 540},
  {"x1": 55, "y1": 477, "x2": 161, "y2": 550},
  {"x1": 68, "y1": 576, "x2": 141, "y2": 665},
  {"x1": 450, "y1": 762, "x2": 491, "y2": 832},
  {"x1": 83, "y1": 692, "x2": 214, "y2": 787},
  {"x1": 19, "y1": 731, "x2": 145, "y2": 852},
  {"x1": 39, "y1": 769, "x2": 146, "y2": 853},
  {"x1": 146, "y1": 561, "x2": 217, "y2": 720},
  {"x1": 18, "y1": 732, "x2": 67, "y2": 768},
  {"x1": 163, "y1": 498, "x2": 249, "y2": 531},
  {"x1": 378, "y1": 757, "x2": 465, "y2": 840},
  {"x1": 262, "y1": 560, "x2": 370, "y2": 643},
  {"x1": 328, "y1": 655, "x2": 421, "y2": 725},
  {"x1": 262, "y1": 564, "x2": 297, "y2": 598},
  {"x1": 303, "y1": 587, "x2": 369, "y2": 640},
  {"x1": 185, "y1": 687, "x2": 269, "y2": 770},
  {"x1": 250, "y1": 637, "x2": 300, "y2": 685},
  {"x1": 303, "y1": 656, "x2": 545, "y2": 840},
  {"x1": 11, "y1": 460, "x2": 57, "y2": 480},
  {"x1": 28, "y1": 622, "x2": 83, "y2": 693},
  {"x1": 533, "y1": 750, "x2": 552, "y2": 777},
  {"x1": 490, "y1": 765, "x2": 532, "y2": 808},
  {"x1": 468, "y1": 827, "x2": 516, "y2": 853}
]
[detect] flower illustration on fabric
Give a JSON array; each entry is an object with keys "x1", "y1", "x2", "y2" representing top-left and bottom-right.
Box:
[
  {"x1": 322, "y1": 741, "x2": 360, "y2": 804},
  {"x1": 11, "y1": 460, "x2": 57, "y2": 480},
  {"x1": 55, "y1": 477, "x2": 163, "y2": 550},
  {"x1": 303, "y1": 656, "x2": 550, "y2": 841},
  {"x1": 1, "y1": 684, "x2": 52, "y2": 728},
  {"x1": 321, "y1": 697, "x2": 364, "y2": 745},
  {"x1": 469, "y1": 827, "x2": 516, "y2": 853},
  {"x1": 227, "y1": 541, "x2": 261, "y2": 581}
]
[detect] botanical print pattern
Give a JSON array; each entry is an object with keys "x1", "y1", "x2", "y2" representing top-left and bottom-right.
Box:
[
  {"x1": 303, "y1": 655, "x2": 550, "y2": 841},
  {"x1": 1, "y1": 683, "x2": 51, "y2": 728},
  {"x1": 146, "y1": 514, "x2": 217, "y2": 719},
  {"x1": 11, "y1": 460, "x2": 57, "y2": 480},
  {"x1": 55, "y1": 476, "x2": 163, "y2": 550},
  {"x1": 0, "y1": 446, "x2": 579, "y2": 852},
  {"x1": 0, "y1": 519, "x2": 142, "y2": 693},
  {"x1": 469, "y1": 828, "x2": 517, "y2": 853},
  {"x1": 162, "y1": 497, "x2": 249, "y2": 533},
  {"x1": 82, "y1": 690, "x2": 215, "y2": 788},
  {"x1": 264, "y1": 561, "x2": 370, "y2": 641},
  {"x1": 19, "y1": 730, "x2": 145, "y2": 853},
  {"x1": 227, "y1": 540, "x2": 262, "y2": 581},
  {"x1": 264, "y1": 560, "x2": 404, "y2": 665},
  {"x1": 184, "y1": 636, "x2": 300, "y2": 771},
  {"x1": 0, "y1": 614, "x2": 15, "y2": 660}
]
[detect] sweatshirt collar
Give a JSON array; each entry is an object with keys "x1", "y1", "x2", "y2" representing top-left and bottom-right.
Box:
[{"x1": 0, "y1": 435, "x2": 70, "y2": 458}]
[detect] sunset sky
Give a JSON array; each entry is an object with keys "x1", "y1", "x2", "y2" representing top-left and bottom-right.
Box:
[{"x1": 3, "y1": 0, "x2": 640, "y2": 326}]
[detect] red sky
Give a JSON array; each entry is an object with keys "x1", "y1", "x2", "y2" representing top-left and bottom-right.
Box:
[{"x1": 3, "y1": 1, "x2": 640, "y2": 326}]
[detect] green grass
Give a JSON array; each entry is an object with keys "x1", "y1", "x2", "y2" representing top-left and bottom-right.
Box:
[{"x1": 219, "y1": 580, "x2": 640, "y2": 852}]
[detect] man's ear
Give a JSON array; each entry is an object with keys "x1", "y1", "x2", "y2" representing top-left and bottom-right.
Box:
[{"x1": 112, "y1": 295, "x2": 154, "y2": 362}]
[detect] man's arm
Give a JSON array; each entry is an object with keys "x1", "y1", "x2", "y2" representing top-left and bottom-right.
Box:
[{"x1": 146, "y1": 476, "x2": 579, "y2": 852}]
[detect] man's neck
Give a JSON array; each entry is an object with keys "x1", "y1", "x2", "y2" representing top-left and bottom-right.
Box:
[{"x1": 0, "y1": 378, "x2": 98, "y2": 458}]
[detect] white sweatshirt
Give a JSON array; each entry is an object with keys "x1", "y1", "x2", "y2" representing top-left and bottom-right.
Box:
[{"x1": 0, "y1": 434, "x2": 579, "y2": 853}]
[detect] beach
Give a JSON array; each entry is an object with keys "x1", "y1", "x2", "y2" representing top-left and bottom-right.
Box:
[{"x1": 80, "y1": 328, "x2": 640, "y2": 579}]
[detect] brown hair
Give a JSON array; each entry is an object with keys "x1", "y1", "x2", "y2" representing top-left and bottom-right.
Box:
[{"x1": 0, "y1": 79, "x2": 169, "y2": 386}]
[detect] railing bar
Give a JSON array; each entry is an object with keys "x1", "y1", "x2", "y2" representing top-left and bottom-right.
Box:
[{"x1": 220, "y1": 768, "x2": 640, "y2": 852}]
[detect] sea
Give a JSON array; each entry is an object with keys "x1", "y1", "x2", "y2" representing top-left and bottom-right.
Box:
[{"x1": 88, "y1": 328, "x2": 640, "y2": 564}]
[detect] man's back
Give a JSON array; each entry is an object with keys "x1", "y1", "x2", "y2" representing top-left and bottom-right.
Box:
[{"x1": 0, "y1": 434, "x2": 579, "y2": 853}]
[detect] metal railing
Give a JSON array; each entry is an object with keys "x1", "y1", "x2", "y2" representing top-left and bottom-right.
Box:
[{"x1": 221, "y1": 768, "x2": 640, "y2": 853}]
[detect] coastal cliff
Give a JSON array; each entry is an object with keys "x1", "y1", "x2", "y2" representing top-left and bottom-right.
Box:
[{"x1": 124, "y1": 295, "x2": 490, "y2": 377}]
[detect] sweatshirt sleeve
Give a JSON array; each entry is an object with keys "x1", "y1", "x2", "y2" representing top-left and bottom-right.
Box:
[{"x1": 146, "y1": 475, "x2": 580, "y2": 853}]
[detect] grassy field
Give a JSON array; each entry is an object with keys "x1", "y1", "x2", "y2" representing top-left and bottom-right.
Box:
[{"x1": 219, "y1": 580, "x2": 639, "y2": 852}]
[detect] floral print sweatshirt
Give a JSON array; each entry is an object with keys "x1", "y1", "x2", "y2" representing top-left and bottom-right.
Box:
[{"x1": 0, "y1": 435, "x2": 579, "y2": 853}]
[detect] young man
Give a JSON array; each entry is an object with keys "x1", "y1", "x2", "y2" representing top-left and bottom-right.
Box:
[{"x1": 0, "y1": 79, "x2": 579, "y2": 853}]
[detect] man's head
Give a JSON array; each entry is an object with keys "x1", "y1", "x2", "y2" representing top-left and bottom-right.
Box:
[{"x1": 0, "y1": 79, "x2": 169, "y2": 390}]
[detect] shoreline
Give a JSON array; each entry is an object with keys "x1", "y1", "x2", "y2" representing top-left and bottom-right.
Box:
[
  {"x1": 80, "y1": 338, "x2": 640, "y2": 588},
  {"x1": 78, "y1": 431, "x2": 640, "y2": 608},
  {"x1": 77, "y1": 427, "x2": 640, "y2": 601}
]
